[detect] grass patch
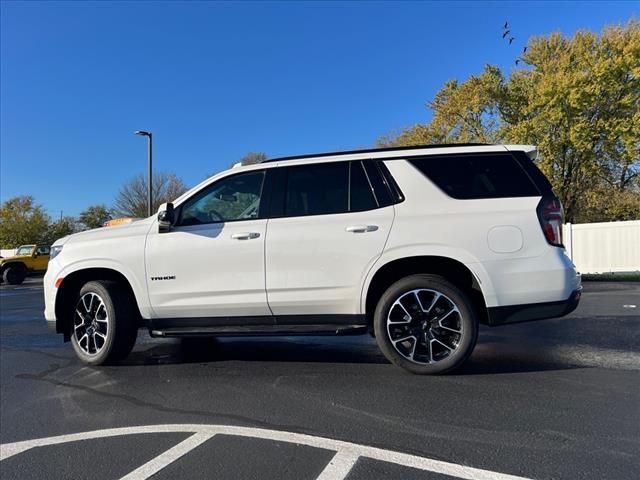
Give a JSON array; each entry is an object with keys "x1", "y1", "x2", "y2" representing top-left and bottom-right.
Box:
[{"x1": 581, "y1": 272, "x2": 640, "y2": 282}]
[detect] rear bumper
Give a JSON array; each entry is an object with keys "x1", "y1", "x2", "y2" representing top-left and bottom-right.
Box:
[{"x1": 486, "y1": 287, "x2": 582, "y2": 326}]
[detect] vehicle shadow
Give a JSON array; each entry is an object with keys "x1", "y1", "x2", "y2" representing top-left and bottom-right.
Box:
[
  {"x1": 121, "y1": 333, "x2": 584, "y2": 375},
  {"x1": 123, "y1": 335, "x2": 389, "y2": 366},
  {"x1": 456, "y1": 343, "x2": 585, "y2": 375}
]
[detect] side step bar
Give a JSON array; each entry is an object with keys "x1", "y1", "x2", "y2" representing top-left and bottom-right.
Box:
[{"x1": 150, "y1": 324, "x2": 368, "y2": 338}]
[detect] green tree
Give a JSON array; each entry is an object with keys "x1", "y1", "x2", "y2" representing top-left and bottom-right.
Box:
[
  {"x1": 0, "y1": 196, "x2": 50, "y2": 248},
  {"x1": 79, "y1": 204, "x2": 112, "y2": 229},
  {"x1": 42, "y1": 217, "x2": 77, "y2": 244},
  {"x1": 113, "y1": 172, "x2": 188, "y2": 218},
  {"x1": 379, "y1": 21, "x2": 640, "y2": 223}
]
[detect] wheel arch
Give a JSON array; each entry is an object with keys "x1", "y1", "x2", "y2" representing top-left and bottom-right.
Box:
[
  {"x1": 363, "y1": 255, "x2": 490, "y2": 330},
  {"x1": 0, "y1": 261, "x2": 27, "y2": 273},
  {"x1": 55, "y1": 268, "x2": 143, "y2": 341}
]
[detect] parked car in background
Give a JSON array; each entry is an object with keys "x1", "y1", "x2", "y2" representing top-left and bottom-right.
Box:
[{"x1": 0, "y1": 245, "x2": 50, "y2": 285}]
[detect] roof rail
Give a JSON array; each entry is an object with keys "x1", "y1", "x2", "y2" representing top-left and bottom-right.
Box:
[{"x1": 263, "y1": 143, "x2": 490, "y2": 163}]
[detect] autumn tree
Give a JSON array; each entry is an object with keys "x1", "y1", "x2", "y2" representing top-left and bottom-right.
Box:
[
  {"x1": 79, "y1": 204, "x2": 112, "y2": 229},
  {"x1": 113, "y1": 172, "x2": 188, "y2": 218},
  {"x1": 0, "y1": 196, "x2": 50, "y2": 248},
  {"x1": 0, "y1": 196, "x2": 76, "y2": 248},
  {"x1": 379, "y1": 20, "x2": 640, "y2": 223}
]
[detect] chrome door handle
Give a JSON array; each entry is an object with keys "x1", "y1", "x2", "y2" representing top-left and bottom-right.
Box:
[
  {"x1": 231, "y1": 232, "x2": 260, "y2": 240},
  {"x1": 346, "y1": 225, "x2": 379, "y2": 233}
]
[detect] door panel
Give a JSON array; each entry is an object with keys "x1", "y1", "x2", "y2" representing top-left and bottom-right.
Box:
[
  {"x1": 145, "y1": 168, "x2": 270, "y2": 319},
  {"x1": 265, "y1": 161, "x2": 395, "y2": 316},
  {"x1": 266, "y1": 206, "x2": 394, "y2": 315},
  {"x1": 145, "y1": 220, "x2": 269, "y2": 318},
  {"x1": 34, "y1": 246, "x2": 50, "y2": 271}
]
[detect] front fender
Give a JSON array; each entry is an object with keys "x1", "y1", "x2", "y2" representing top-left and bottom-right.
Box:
[{"x1": 55, "y1": 258, "x2": 152, "y2": 318}]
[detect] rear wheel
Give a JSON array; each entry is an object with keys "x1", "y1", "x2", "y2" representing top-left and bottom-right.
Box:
[
  {"x1": 70, "y1": 281, "x2": 138, "y2": 365},
  {"x1": 2, "y1": 264, "x2": 27, "y2": 285},
  {"x1": 374, "y1": 274, "x2": 478, "y2": 374}
]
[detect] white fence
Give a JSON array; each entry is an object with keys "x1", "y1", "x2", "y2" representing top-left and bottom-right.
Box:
[{"x1": 563, "y1": 220, "x2": 640, "y2": 274}]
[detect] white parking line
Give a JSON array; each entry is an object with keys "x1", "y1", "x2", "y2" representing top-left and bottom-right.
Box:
[
  {"x1": 316, "y1": 449, "x2": 360, "y2": 480},
  {"x1": 120, "y1": 432, "x2": 213, "y2": 480},
  {"x1": 0, "y1": 424, "x2": 533, "y2": 480}
]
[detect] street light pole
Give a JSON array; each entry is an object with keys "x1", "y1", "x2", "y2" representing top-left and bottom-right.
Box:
[{"x1": 134, "y1": 130, "x2": 153, "y2": 217}]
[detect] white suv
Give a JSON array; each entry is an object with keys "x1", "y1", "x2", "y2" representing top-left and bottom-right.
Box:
[{"x1": 44, "y1": 144, "x2": 582, "y2": 374}]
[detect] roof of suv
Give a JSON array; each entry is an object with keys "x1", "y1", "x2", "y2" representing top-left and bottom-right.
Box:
[
  {"x1": 263, "y1": 143, "x2": 489, "y2": 163},
  {"x1": 260, "y1": 143, "x2": 537, "y2": 165},
  {"x1": 177, "y1": 143, "x2": 538, "y2": 209}
]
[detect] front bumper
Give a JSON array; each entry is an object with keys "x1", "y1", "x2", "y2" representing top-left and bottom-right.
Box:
[
  {"x1": 486, "y1": 287, "x2": 582, "y2": 326},
  {"x1": 45, "y1": 318, "x2": 57, "y2": 333},
  {"x1": 43, "y1": 263, "x2": 59, "y2": 332}
]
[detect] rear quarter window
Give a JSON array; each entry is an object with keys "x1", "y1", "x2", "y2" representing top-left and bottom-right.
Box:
[{"x1": 409, "y1": 153, "x2": 541, "y2": 199}]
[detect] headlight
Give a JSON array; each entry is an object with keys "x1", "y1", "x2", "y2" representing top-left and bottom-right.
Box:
[{"x1": 50, "y1": 245, "x2": 63, "y2": 260}]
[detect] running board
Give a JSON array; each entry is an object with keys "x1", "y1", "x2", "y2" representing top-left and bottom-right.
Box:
[{"x1": 149, "y1": 324, "x2": 368, "y2": 338}]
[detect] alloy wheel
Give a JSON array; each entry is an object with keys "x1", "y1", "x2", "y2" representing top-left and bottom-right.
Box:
[
  {"x1": 73, "y1": 292, "x2": 109, "y2": 356},
  {"x1": 386, "y1": 289, "x2": 463, "y2": 365}
]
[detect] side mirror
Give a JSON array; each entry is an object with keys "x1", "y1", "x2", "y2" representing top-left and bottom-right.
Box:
[
  {"x1": 33, "y1": 252, "x2": 39, "y2": 258},
  {"x1": 158, "y1": 202, "x2": 175, "y2": 233}
]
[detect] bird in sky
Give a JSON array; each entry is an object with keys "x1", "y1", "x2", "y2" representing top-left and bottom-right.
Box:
[
  {"x1": 509, "y1": 37, "x2": 515, "y2": 45},
  {"x1": 503, "y1": 30, "x2": 510, "y2": 38},
  {"x1": 523, "y1": 46, "x2": 528, "y2": 53},
  {"x1": 504, "y1": 21, "x2": 509, "y2": 29},
  {"x1": 516, "y1": 59, "x2": 520, "y2": 65}
]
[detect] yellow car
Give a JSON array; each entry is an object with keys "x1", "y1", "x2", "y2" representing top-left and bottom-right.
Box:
[{"x1": 0, "y1": 244, "x2": 50, "y2": 285}]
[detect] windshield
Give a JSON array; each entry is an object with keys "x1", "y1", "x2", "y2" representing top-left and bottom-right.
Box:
[{"x1": 15, "y1": 246, "x2": 34, "y2": 256}]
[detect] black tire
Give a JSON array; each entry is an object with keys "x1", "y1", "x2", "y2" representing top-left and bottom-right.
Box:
[
  {"x1": 70, "y1": 280, "x2": 138, "y2": 365},
  {"x1": 2, "y1": 264, "x2": 27, "y2": 285},
  {"x1": 374, "y1": 274, "x2": 478, "y2": 375}
]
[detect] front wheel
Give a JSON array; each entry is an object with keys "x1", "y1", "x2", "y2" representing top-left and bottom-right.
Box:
[
  {"x1": 70, "y1": 281, "x2": 138, "y2": 365},
  {"x1": 374, "y1": 274, "x2": 478, "y2": 374}
]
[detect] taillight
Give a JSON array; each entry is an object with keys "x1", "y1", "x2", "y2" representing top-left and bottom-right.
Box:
[{"x1": 537, "y1": 196, "x2": 564, "y2": 247}]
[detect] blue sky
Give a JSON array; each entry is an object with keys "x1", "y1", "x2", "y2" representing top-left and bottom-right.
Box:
[{"x1": 1, "y1": 0, "x2": 636, "y2": 217}]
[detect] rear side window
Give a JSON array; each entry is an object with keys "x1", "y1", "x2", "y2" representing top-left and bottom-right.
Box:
[
  {"x1": 409, "y1": 153, "x2": 540, "y2": 199},
  {"x1": 363, "y1": 161, "x2": 393, "y2": 206},
  {"x1": 285, "y1": 162, "x2": 349, "y2": 216},
  {"x1": 350, "y1": 161, "x2": 378, "y2": 211},
  {"x1": 280, "y1": 161, "x2": 393, "y2": 217},
  {"x1": 511, "y1": 151, "x2": 553, "y2": 194}
]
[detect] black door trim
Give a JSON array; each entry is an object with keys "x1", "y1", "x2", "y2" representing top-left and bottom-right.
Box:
[{"x1": 146, "y1": 314, "x2": 367, "y2": 335}]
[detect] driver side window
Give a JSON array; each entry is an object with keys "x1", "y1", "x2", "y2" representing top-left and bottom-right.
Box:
[{"x1": 178, "y1": 170, "x2": 265, "y2": 226}]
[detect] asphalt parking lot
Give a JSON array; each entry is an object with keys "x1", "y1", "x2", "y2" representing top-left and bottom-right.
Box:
[{"x1": 0, "y1": 278, "x2": 638, "y2": 480}]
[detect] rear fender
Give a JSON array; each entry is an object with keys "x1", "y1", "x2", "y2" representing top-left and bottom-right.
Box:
[{"x1": 360, "y1": 245, "x2": 498, "y2": 313}]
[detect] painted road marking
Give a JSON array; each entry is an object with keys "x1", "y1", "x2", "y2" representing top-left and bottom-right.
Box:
[
  {"x1": 0, "y1": 424, "x2": 532, "y2": 480},
  {"x1": 316, "y1": 449, "x2": 360, "y2": 480},
  {"x1": 120, "y1": 432, "x2": 214, "y2": 480},
  {"x1": 622, "y1": 304, "x2": 636, "y2": 308}
]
